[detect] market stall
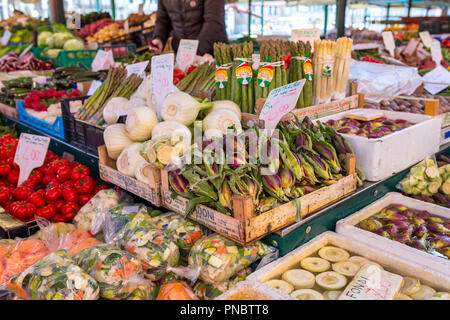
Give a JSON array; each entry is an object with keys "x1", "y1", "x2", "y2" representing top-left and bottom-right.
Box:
[{"x1": 0, "y1": 2, "x2": 448, "y2": 302}]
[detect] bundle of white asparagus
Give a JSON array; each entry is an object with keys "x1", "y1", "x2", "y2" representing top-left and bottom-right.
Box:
[
  {"x1": 331, "y1": 37, "x2": 353, "y2": 100},
  {"x1": 313, "y1": 40, "x2": 336, "y2": 104}
]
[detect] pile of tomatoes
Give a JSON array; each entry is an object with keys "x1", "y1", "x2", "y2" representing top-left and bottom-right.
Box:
[{"x1": 0, "y1": 134, "x2": 106, "y2": 223}]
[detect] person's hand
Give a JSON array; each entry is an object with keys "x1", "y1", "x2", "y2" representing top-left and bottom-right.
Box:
[{"x1": 151, "y1": 38, "x2": 163, "y2": 54}]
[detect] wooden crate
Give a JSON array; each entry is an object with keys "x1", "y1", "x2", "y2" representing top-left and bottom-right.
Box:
[
  {"x1": 97, "y1": 145, "x2": 162, "y2": 207},
  {"x1": 359, "y1": 92, "x2": 449, "y2": 128},
  {"x1": 160, "y1": 155, "x2": 357, "y2": 246},
  {"x1": 0, "y1": 102, "x2": 18, "y2": 119},
  {"x1": 241, "y1": 95, "x2": 360, "y2": 128}
]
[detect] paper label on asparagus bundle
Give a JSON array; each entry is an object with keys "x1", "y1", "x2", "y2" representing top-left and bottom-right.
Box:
[
  {"x1": 91, "y1": 50, "x2": 114, "y2": 72},
  {"x1": 419, "y1": 31, "x2": 432, "y2": 48},
  {"x1": 291, "y1": 28, "x2": 320, "y2": 52},
  {"x1": 215, "y1": 65, "x2": 229, "y2": 88},
  {"x1": 322, "y1": 62, "x2": 332, "y2": 77},
  {"x1": 176, "y1": 39, "x2": 199, "y2": 73},
  {"x1": 422, "y1": 65, "x2": 450, "y2": 95},
  {"x1": 382, "y1": 31, "x2": 395, "y2": 57},
  {"x1": 14, "y1": 133, "x2": 50, "y2": 186},
  {"x1": 345, "y1": 109, "x2": 384, "y2": 121},
  {"x1": 87, "y1": 80, "x2": 103, "y2": 96},
  {"x1": 430, "y1": 40, "x2": 443, "y2": 65},
  {"x1": 303, "y1": 56, "x2": 313, "y2": 80},
  {"x1": 236, "y1": 62, "x2": 252, "y2": 85},
  {"x1": 150, "y1": 53, "x2": 174, "y2": 120},
  {"x1": 1, "y1": 30, "x2": 11, "y2": 45},
  {"x1": 125, "y1": 61, "x2": 149, "y2": 78},
  {"x1": 252, "y1": 53, "x2": 260, "y2": 70},
  {"x1": 338, "y1": 264, "x2": 404, "y2": 300},
  {"x1": 257, "y1": 63, "x2": 274, "y2": 87},
  {"x1": 259, "y1": 79, "x2": 306, "y2": 130}
]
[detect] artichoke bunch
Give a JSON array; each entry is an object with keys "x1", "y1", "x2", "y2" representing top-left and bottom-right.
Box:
[{"x1": 168, "y1": 116, "x2": 362, "y2": 217}]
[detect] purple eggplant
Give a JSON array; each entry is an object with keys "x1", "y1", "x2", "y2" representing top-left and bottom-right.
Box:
[
  {"x1": 383, "y1": 223, "x2": 398, "y2": 236},
  {"x1": 427, "y1": 222, "x2": 450, "y2": 235},
  {"x1": 401, "y1": 209, "x2": 416, "y2": 219},
  {"x1": 392, "y1": 234, "x2": 411, "y2": 244},
  {"x1": 428, "y1": 235, "x2": 450, "y2": 249},
  {"x1": 428, "y1": 216, "x2": 445, "y2": 224},
  {"x1": 410, "y1": 216, "x2": 426, "y2": 226},
  {"x1": 414, "y1": 225, "x2": 429, "y2": 238},
  {"x1": 416, "y1": 210, "x2": 432, "y2": 221},
  {"x1": 409, "y1": 239, "x2": 427, "y2": 251},
  {"x1": 375, "y1": 229, "x2": 391, "y2": 239},
  {"x1": 359, "y1": 218, "x2": 383, "y2": 232}
]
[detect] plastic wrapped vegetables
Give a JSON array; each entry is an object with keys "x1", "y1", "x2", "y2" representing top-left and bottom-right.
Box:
[
  {"x1": 188, "y1": 234, "x2": 271, "y2": 284},
  {"x1": 149, "y1": 212, "x2": 205, "y2": 258},
  {"x1": 193, "y1": 267, "x2": 252, "y2": 300},
  {"x1": 73, "y1": 244, "x2": 153, "y2": 300},
  {"x1": 74, "y1": 189, "x2": 120, "y2": 232},
  {"x1": 91, "y1": 203, "x2": 149, "y2": 243},
  {"x1": 114, "y1": 212, "x2": 180, "y2": 281},
  {"x1": 7, "y1": 250, "x2": 99, "y2": 300}
]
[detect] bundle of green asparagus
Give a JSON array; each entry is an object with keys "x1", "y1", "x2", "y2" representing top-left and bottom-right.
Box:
[
  {"x1": 255, "y1": 40, "x2": 288, "y2": 101},
  {"x1": 87, "y1": 73, "x2": 143, "y2": 125},
  {"x1": 176, "y1": 62, "x2": 216, "y2": 97},
  {"x1": 288, "y1": 41, "x2": 313, "y2": 108},
  {"x1": 231, "y1": 41, "x2": 254, "y2": 114},
  {"x1": 213, "y1": 43, "x2": 232, "y2": 100}
]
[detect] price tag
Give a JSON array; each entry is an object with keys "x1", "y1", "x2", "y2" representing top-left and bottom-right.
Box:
[
  {"x1": 138, "y1": 3, "x2": 144, "y2": 15},
  {"x1": 1, "y1": 30, "x2": 11, "y2": 45},
  {"x1": 422, "y1": 65, "x2": 450, "y2": 95},
  {"x1": 126, "y1": 61, "x2": 149, "y2": 78},
  {"x1": 87, "y1": 80, "x2": 103, "y2": 96},
  {"x1": 176, "y1": 39, "x2": 199, "y2": 73},
  {"x1": 382, "y1": 31, "x2": 395, "y2": 57},
  {"x1": 91, "y1": 50, "x2": 114, "y2": 72},
  {"x1": 14, "y1": 133, "x2": 50, "y2": 186},
  {"x1": 19, "y1": 44, "x2": 33, "y2": 58},
  {"x1": 252, "y1": 53, "x2": 260, "y2": 70},
  {"x1": 431, "y1": 40, "x2": 443, "y2": 65},
  {"x1": 124, "y1": 20, "x2": 129, "y2": 32},
  {"x1": 402, "y1": 38, "x2": 419, "y2": 56},
  {"x1": 150, "y1": 53, "x2": 174, "y2": 120},
  {"x1": 419, "y1": 31, "x2": 432, "y2": 48},
  {"x1": 291, "y1": 28, "x2": 320, "y2": 52},
  {"x1": 346, "y1": 109, "x2": 384, "y2": 121},
  {"x1": 259, "y1": 79, "x2": 306, "y2": 130}
]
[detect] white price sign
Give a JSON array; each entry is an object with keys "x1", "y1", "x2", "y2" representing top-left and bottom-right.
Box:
[
  {"x1": 91, "y1": 50, "x2": 114, "y2": 72},
  {"x1": 259, "y1": 80, "x2": 306, "y2": 130},
  {"x1": 419, "y1": 31, "x2": 432, "y2": 48},
  {"x1": 14, "y1": 133, "x2": 50, "y2": 186},
  {"x1": 87, "y1": 80, "x2": 103, "y2": 96},
  {"x1": 126, "y1": 61, "x2": 149, "y2": 78},
  {"x1": 430, "y1": 40, "x2": 443, "y2": 65},
  {"x1": 291, "y1": 28, "x2": 320, "y2": 52},
  {"x1": 1, "y1": 30, "x2": 11, "y2": 45},
  {"x1": 176, "y1": 39, "x2": 199, "y2": 73},
  {"x1": 382, "y1": 31, "x2": 395, "y2": 57},
  {"x1": 151, "y1": 53, "x2": 174, "y2": 120}
]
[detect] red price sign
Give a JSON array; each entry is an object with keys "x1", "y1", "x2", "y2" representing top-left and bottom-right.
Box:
[
  {"x1": 14, "y1": 133, "x2": 50, "y2": 186},
  {"x1": 176, "y1": 39, "x2": 199, "y2": 73},
  {"x1": 259, "y1": 80, "x2": 305, "y2": 130},
  {"x1": 151, "y1": 53, "x2": 174, "y2": 119}
]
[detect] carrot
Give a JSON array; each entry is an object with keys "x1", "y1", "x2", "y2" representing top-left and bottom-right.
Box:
[
  {"x1": 120, "y1": 256, "x2": 129, "y2": 264},
  {"x1": 216, "y1": 246, "x2": 227, "y2": 255},
  {"x1": 252, "y1": 247, "x2": 258, "y2": 256},
  {"x1": 74, "y1": 291, "x2": 84, "y2": 300},
  {"x1": 224, "y1": 257, "x2": 232, "y2": 268},
  {"x1": 128, "y1": 246, "x2": 136, "y2": 254},
  {"x1": 187, "y1": 231, "x2": 202, "y2": 243},
  {"x1": 211, "y1": 240, "x2": 221, "y2": 246},
  {"x1": 153, "y1": 238, "x2": 163, "y2": 245},
  {"x1": 113, "y1": 269, "x2": 124, "y2": 277},
  {"x1": 96, "y1": 261, "x2": 102, "y2": 270}
]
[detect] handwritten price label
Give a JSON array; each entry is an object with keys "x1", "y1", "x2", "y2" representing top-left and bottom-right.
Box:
[
  {"x1": 91, "y1": 50, "x2": 114, "y2": 72},
  {"x1": 382, "y1": 31, "x2": 395, "y2": 57},
  {"x1": 291, "y1": 28, "x2": 320, "y2": 52},
  {"x1": 1, "y1": 30, "x2": 11, "y2": 46},
  {"x1": 126, "y1": 61, "x2": 149, "y2": 78},
  {"x1": 419, "y1": 31, "x2": 432, "y2": 48},
  {"x1": 431, "y1": 40, "x2": 443, "y2": 65},
  {"x1": 176, "y1": 39, "x2": 199, "y2": 73},
  {"x1": 259, "y1": 80, "x2": 306, "y2": 130},
  {"x1": 151, "y1": 53, "x2": 174, "y2": 120},
  {"x1": 14, "y1": 133, "x2": 50, "y2": 186}
]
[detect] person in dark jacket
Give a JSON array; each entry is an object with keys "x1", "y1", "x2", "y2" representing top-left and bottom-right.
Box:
[{"x1": 152, "y1": 0, "x2": 228, "y2": 56}]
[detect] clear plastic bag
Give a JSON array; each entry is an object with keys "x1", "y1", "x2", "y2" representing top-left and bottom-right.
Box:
[
  {"x1": 0, "y1": 239, "x2": 49, "y2": 285},
  {"x1": 156, "y1": 281, "x2": 199, "y2": 300},
  {"x1": 149, "y1": 212, "x2": 205, "y2": 259},
  {"x1": 73, "y1": 189, "x2": 120, "y2": 232},
  {"x1": 188, "y1": 234, "x2": 273, "y2": 284},
  {"x1": 91, "y1": 203, "x2": 149, "y2": 243},
  {"x1": 73, "y1": 244, "x2": 154, "y2": 300},
  {"x1": 193, "y1": 267, "x2": 252, "y2": 300},
  {"x1": 28, "y1": 222, "x2": 76, "y2": 241},
  {"x1": 113, "y1": 212, "x2": 180, "y2": 281},
  {"x1": 43, "y1": 229, "x2": 103, "y2": 257},
  {"x1": 396, "y1": 156, "x2": 442, "y2": 196},
  {"x1": 7, "y1": 250, "x2": 99, "y2": 300}
]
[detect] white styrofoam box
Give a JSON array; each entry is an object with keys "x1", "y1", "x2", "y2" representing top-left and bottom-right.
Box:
[
  {"x1": 336, "y1": 192, "x2": 450, "y2": 276},
  {"x1": 248, "y1": 231, "x2": 450, "y2": 298},
  {"x1": 315, "y1": 108, "x2": 442, "y2": 181},
  {"x1": 215, "y1": 280, "x2": 294, "y2": 300}
]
